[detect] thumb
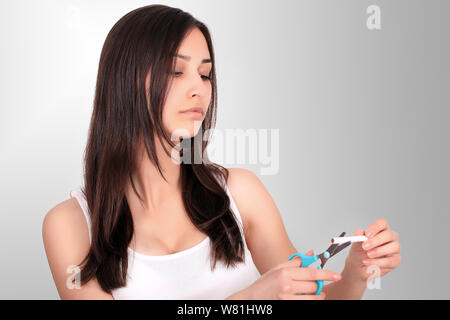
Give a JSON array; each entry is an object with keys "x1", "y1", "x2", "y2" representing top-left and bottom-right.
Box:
[
  {"x1": 272, "y1": 254, "x2": 303, "y2": 271},
  {"x1": 354, "y1": 229, "x2": 365, "y2": 236},
  {"x1": 278, "y1": 251, "x2": 313, "y2": 269}
]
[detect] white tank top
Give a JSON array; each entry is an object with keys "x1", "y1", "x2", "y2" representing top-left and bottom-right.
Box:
[{"x1": 69, "y1": 181, "x2": 260, "y2": 299}]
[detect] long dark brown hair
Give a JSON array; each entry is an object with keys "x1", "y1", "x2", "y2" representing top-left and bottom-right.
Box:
[{"x1": 74, "y1": 4, "x2": 245, "y2": 294}]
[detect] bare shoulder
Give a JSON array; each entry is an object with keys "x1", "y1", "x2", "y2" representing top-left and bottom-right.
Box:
[
  {"x1": 224, "y1": 168, "x2": 268, "y2": 234},
  {"x1": 43, "y1": 198, "x2": 90, "y2": 250},
  {"x1": 42, "y1": 198, "x2": 113, "y2": 299},
  {"x1": 224, "y1": 167, "x2": 297, "y2": 275}
]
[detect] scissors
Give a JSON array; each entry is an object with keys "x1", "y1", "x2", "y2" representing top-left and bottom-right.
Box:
[{"x1": 287, "y1": 232, "x2": 351, "y2": 295}]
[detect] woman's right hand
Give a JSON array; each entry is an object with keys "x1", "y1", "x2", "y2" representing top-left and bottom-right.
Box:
[{"x1": 241, "y1": 250, "x2": 342, "y2": 300}]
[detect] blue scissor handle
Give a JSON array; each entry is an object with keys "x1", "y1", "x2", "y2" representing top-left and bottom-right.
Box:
[{"x1": 287, "y1": 253, "x2": 323, "y2": 295}]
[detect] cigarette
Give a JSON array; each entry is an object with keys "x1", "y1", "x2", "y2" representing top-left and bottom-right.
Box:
[{"x1": 331, "y1": 236, "x2": 368, "y2": 244}]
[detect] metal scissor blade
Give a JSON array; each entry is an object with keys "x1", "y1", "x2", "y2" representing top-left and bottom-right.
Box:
[
  {"x1": 329, "y1": 240, "x2": 351, "y2": 258},
  {"x1": 326, "y1": 232, "x2": 346, "y2": 257},
  {"x1": 319, "y1": 232, "x2": 348, "y2": 268},
  {"x1": 317, "y1": 252, "x2": 328, "y2": 268}
]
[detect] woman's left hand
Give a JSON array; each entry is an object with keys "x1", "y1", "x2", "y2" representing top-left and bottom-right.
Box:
[{"x1": 344, "y1": 218, "x2": 402, "y2": 282}]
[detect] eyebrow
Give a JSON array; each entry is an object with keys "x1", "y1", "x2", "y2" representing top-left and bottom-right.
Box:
[{"x1": 175, "y1": 54, "x2": 212, "y2": 64}]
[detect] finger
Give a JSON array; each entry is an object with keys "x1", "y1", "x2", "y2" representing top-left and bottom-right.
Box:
[
  {"x1": 366, "y1": 241, "x2": 401, "y2": 259},
  {"x1": 289, "y1": 280, "x2": 318, "y2": 294},
  {"x1": 291, "y1": 267, "x2": 342, "y2": 282},
  {"x1": 362, "y1": 254, "x2": 402, "y2": 269},
  {"x1": 362, "y1": 229, "x2": 397, "y2": 251},
  {"x1": 365, "y1": 218, "x2": 389, "y2": 239},
  {"x1": 283, "y1": 251, "x2": 314, "y2": 268}
]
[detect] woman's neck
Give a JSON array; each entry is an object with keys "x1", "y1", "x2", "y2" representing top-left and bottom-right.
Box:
[{"x1": 126, "y1": 135, "x2": 182, "y2": 215}]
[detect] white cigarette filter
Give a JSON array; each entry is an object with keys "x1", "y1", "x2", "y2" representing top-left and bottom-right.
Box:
[{"x1": 331, "y1": 235, "x2": 368, "y2": 244}]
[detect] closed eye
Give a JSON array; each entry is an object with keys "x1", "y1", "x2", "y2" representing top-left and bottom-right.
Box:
[{"x1": 172, "y1": 72, "x2": 211, "y2": 81}]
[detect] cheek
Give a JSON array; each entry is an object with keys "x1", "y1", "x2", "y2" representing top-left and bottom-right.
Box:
[
  {"x1": 161, "y1": 101, "x2": 186, "y2": 138},
  {"x1": 161, "y1": 87, "x2": 178, "y2": 123},
  {"x1": 161, "y1": 103, "x2": 176, "y2": 130}
]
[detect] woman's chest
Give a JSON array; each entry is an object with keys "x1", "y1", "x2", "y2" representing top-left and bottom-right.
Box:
[{"x1": 129, "y1": 197, "x2": 249, "y2": 256}]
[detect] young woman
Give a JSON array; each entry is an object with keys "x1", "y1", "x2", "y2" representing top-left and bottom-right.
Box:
[{"x1": 42, "y1": 4, "x2": 401, "y2": 300}]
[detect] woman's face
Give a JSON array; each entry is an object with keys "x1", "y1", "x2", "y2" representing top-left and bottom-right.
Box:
[{"x1": 146, "y1": 27, "x2": 212, "y2": 141}]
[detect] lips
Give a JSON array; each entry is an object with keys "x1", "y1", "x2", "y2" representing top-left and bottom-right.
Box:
[{"x1": 180, "y1": 107, "x2": 204, "y2": 116}]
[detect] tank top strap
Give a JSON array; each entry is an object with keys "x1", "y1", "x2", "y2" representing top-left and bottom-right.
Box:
[
  {"x1": 223, "y1": 182, "x2": 243, "y2": 226},
  {"x1": 213, "y1": 170, "x2": 245, "y2": 232},
  {"x1": 69, "y1": 188, "x2": 92, "y2": 245}
]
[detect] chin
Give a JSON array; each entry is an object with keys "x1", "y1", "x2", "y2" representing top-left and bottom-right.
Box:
[
  {"x1": 170, "y1": 120, "x2": 203, "y2": 139},
  {"x1": 169, "y1": 128, "x2": 197, "y2": 141}
]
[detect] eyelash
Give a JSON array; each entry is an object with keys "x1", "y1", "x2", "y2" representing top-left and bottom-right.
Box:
[{"x1": 172, "y1": 72, "x2": 211, "y2": 81}]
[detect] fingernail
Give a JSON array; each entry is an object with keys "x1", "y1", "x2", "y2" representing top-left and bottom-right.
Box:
[
  {"x1": 365, "y1": 231, "x2": 372, "y2": 238},
  {"x1": 362, "y1": 242, "x2": 370, "y2": 250},
  {"x1": 334, "y1": 274, "x2": 342, "y2": 280}
]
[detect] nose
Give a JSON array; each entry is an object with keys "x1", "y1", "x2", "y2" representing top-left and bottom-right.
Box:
[{"x1": 186, "y1": 73, "x2": 209, "y2": 98}]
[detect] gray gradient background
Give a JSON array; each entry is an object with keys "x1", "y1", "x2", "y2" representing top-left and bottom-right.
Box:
[{"x1": 0, "y1": 0, "x2": 448, "y2": 299}]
